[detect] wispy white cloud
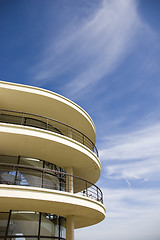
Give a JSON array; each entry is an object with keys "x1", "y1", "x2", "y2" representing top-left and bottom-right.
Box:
[
  {"x1": 31, "y1": 0, "x2": 144, "y2": 98},
  {"x1": 105, "y1": 158, "x2": 160, "y2": 181},
  {"x1": 75, "y1": 188, "x2": 160, "y2": 240},
  {"x1": 100, "y1": 123, "x2": 160, "y2": 181},
  {"x1": 100, "y1": 123, "x2": 160, "y2": 160}
]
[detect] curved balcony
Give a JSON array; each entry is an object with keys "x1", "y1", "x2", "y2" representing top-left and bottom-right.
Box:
[
  {"x1": 0, "y1": 109, "x2": 99, "y2": 157},
  {"x1": 0, "y1": 163, "x2": 103, "y2": 204}
]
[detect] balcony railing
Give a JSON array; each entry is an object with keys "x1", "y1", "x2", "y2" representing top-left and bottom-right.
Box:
[
  {"x1": 0, "y1": 162, "x2": 103, "y2": 203},
  {"x1": 0, "y1": 109, "x2": 99, "y2": 157}
]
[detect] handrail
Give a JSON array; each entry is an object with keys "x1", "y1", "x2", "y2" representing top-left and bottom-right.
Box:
[
  {"x1": 0, "y1": 109, "x2": 99, "y2": 157},
  {"x1": 0, "y1": 162, "x2": 103, "y2": 203}
]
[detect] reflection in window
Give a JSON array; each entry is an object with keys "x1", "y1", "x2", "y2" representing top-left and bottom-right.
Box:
[
  {"x1": 60, "y1": 217, "x2": 66, "y2": 239},
  {"x1": 0, "y1": 211, "x2": 66, "y2": 239},
  {"x1": 8, "y1": 211, "x2": 39, "y2": 236},
  {"x1": 0, "y1": 155, "x2": 66, "y2": 191},
  {"x1": 40, "y1": 213, "x2": 59, "y2": 237},
  {"x1": 0, "y1": 212, "x2": 9, "y2": 236}
]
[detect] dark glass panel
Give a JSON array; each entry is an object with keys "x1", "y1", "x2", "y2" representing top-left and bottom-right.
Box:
[
  {"x1": 25, "y1": 118, "x2": 47, "y2": 130},
  {"x1": 0, "y1": 155, "x2": 18, "y2": 165},
  {"x1": 0, "y1": 114, "x2": 22, "y2": 125},
  {"x1": 15, "y1": 168, "x2": 42, "y2": 188},
  {"x1": 8, "y1": 211, "x2": 39, "y2": 236},
  {"x1": 8, "y1": 237, "x2": 38, "y2": 240},
  {"x1": 0, "y1": 212, "x2": 9, "y2": 236},
  {"x1": 9, "y1": 238, "x2": 38, "y2": 240},
  {"x1": 40, "y1": 214, "x2": 59, "y2": 237},
  {"x1": 44, "y1": 162, "x2": 59, "y2": 172},
  {"x1": 43, "y1": 172, "x2": 60, "y2": 190},
  {"x1": 0, "y1": 165, "x2": 16, "y2": 185},
  {"x1": 60, "y1": 217, "x2": 66, "y2": 239},
  {"x1": 39, "y1": 238, "x2": 59, "y2": 240},
  {"x1": 19, "y1": 157, "x2": 43, "y2": 169}
]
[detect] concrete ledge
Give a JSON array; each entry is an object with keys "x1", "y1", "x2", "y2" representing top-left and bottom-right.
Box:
[{"x1": 0, "y1": 185, "x2": 106, "y2": 229}]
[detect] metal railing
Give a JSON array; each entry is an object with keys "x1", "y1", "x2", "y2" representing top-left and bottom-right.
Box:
[
  {"x1": 0, "y1": 163, "x2": 103, "y2": 203},
  {"x1": 0, "y1": 109, "x2": 99, "y2": 157}
]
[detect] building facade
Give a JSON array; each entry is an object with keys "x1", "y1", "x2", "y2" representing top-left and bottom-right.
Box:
[{"x1": 0, "y1": 81, "x2": 105, "y2": 240}]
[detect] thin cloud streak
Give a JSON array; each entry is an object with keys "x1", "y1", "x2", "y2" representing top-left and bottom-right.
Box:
[
  {"x1": 100, "y1": 123, "x2": 160, "y2": 181},
  {"x1": 100, "y1": 123, "x2": 160, "y2": 161},
  {"x1": 31, "y1": 0, "x2": 143, "y2": 98},
  {"x1": 76, "y1": 188, "x2": 160, "y2": 240}
]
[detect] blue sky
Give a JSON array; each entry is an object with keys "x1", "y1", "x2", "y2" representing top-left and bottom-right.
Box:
[{"x1": 0, "y1": 0, "x2": 160, "y2": 239}]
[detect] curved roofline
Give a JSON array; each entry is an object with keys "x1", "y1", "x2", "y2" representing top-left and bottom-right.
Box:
[{"x1": 0, "y1": 80, "x2": 96, "y2": 136}]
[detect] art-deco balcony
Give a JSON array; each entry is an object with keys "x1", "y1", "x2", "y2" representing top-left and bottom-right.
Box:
[
  {"x1": 0, "y1": 156, "x2": 103, "y2": 203},
  {"x1": 0, "y1": 109, "x2": 101, "y2": 184},
  {"x1": 0, "y1": 155, "x2": 105, "y2": 228},
  {"x1": 0, "y1": 109, "x2": 98, "y2": 157}
]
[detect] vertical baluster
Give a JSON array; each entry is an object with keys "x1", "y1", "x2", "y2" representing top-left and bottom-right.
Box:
[
  {"x1": 41, "y1": 169, "x2": 44, "y2": 188},
  {"x1": 86, "y1": 182, "x2": 88, "y2": 197},
  {"x1": 67, "y1": 126, "x2": 69, "y2": 137},
  {"x1": 47, "y1": 118, "x2": 48, "y2": 130}
]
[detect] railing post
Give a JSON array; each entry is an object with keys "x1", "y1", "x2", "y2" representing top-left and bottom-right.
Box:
[
  {"x1": 21, "y1": 114, "x2": 24, "y2": 125},
  {"x1": 41, "y1": 169, "x2": 44, "y2": 188},
  {"x1": 68, "y1": 128, "x2": 72, "y2": 139},
  {"x1": 86, "y1": 182, "x2": 88, "y2": 197},
  {"x1": 67, "y1": 126, "x2": 68, "y2": 137},
  {"x1": 46, "y1": 118, "x2": 48, "y2": 130},
  {"x1": 66, "y1": 167, "x2": 73, "y2": 193}
]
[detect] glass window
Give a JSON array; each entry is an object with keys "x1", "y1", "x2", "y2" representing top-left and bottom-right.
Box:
[
  {"x1": 0, "y1": 211, "x2": 66, "y2": 240},
  {"x1": 60, "y1": 217, "x2": 66, "y2": 239},
  {"x1": 0, "y1": 165, "x2": 16, "y2": 185},
  {"x1": 25, "y1": 118, "x2": 47, "y2": 130},
  {"x1": 0, "y1": 155, "x2": 18, "y2": 165},
  {"x1": 40, "y1": 214, "x2": 59, "y2": 237},
  {"x1": 0, "y1": 212, "x2": 9, "y2": 236},
  {"x1": 19, "y1": 157, "x2": 43, "y2": 168},
  {"x1": 44, "y1": 162, "x2": 59, "y2": 171},
  {"x1": 0, "y1": 114, "x2": 22, "y2": 125},
  {"x1": 8, "y1": 211, "x2": 39, "y2": 236},
  {"x1": 16, "y1": 167, "x2": 42, "y2": 188},
  {"x1": 43, "y1": 173, "x2": 59, "y2": 190},
  {"x1": 9, "y1": 237, "x2": 38, "y2": 240}
]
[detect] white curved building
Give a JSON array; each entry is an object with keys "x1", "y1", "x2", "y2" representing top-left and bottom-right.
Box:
[{"x1": 0, "y1": 81, "x2": 105, "y2": 240}]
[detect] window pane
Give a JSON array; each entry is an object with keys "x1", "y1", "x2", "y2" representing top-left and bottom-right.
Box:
[
  {"x1": 60, "y1": 217, "x2": 66, "y2": 239},
  {"x1": 0, "y1": 155, "x2": 18, "y2": 165},
  {"x1": 25, "y1": 118, "x2": 47, "y2": 130},
  {"x1": 43, "y1": 173, "x2": 60, "y2": 190},
  {"x1": 40, "y1": 214, "x2": 59, "y2": 237},
  {"x1": 44, "y1": 162, "x2": 59, "y2": 171},
  {"x1": 9, "y1": 237, "x2": 38, "y2": 240},
  {"x1": 0, "y1": 114, "x2": 22, "y2": 125},
  {"x1": 0, "y1": 165, "x2": 16, "y2": 185},
  {"x1": 0, "y1": 212, "x2": 9, "y2": 236},
  {"x1": 8, "y1": 211, "x2": 39, "y2": 236},
  {"x1": 19, "y1": 157, "x2": 43, "y2": 168},
  {"x1": 16, "y1": 168, "x2": 42, "y2": 188}
]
